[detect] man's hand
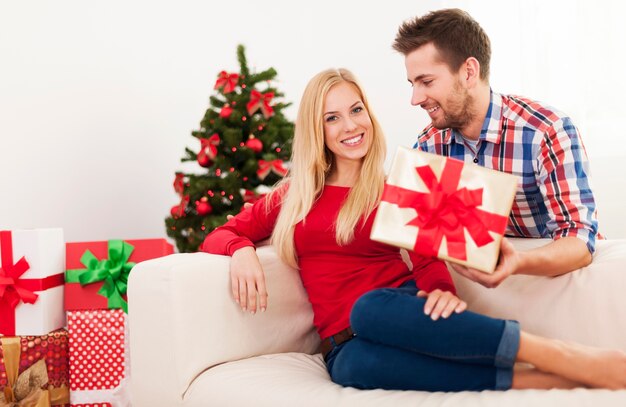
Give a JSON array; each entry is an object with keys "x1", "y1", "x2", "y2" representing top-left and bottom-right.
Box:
[
  {"x1": 417, "y1": 289, "x2": 467, "y2": 320},
  {"x1": 448, "y1": 237, "x2": 521, "y2": 288}
]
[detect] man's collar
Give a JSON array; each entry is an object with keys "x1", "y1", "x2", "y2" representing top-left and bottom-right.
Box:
[
  {"x1": 481, "y1": 90, "x2": 503, "y2": 144},
  {"x1": 445, "y1": 90, "x2": 503, "y2": 145}
]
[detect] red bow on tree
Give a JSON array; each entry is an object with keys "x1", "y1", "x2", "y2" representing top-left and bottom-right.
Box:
[
  {"x1": 242, "y1": 189, "x2": 266, "y2": 205},
  {"x1": 214, "y1": 71, "x2": 239, "y2": 94},
  {"x1": 381, "y1": 159, "x2": 508, "y2": 261},
  {"x1": 0, "y1": 231, "x2": 38, "y2": 335},
  {"x1": 257, "y1": 159, "x2": 287, "y2": 180},
  {"x1": 247, "y1": 90, "x2": 274, "y2": 118},
  {"x1": 198, "y1": 134, "x2": 221, "y2": 163},
  {"x1": 173, "y1": 173, "x2": 185, "y2": 196}
]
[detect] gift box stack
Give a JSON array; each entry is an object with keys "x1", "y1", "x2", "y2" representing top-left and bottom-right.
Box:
[
  {"x1": 0, "y1": 229, "x2": 70, "y2": 406},
  {"x1": 1, "y1": 229, "x2": 173, "y2": 407},
  {"x1": 371, "y1": 147, "x2": 518, "y2": 273},
  {"x1": 65, "y1": 239, "x2": 173, "y2": 406}
]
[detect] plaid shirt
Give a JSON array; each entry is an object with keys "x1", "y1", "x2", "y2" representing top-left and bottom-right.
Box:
[{"x1": 415, "y1": 91, "x2": 599, "y2": 253}]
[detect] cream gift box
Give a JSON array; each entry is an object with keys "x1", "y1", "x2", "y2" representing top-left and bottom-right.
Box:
[{"x1": 371, "y1": 147, "x2": 517, "y2": 273}]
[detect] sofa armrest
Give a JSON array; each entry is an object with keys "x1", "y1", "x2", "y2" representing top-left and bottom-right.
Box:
[
  {"x1": 456, "y1": 238, "x2": 626, "y2": 350},
  {"x1": 128, "y1": 247, "x2": 319, "y2": 405}
]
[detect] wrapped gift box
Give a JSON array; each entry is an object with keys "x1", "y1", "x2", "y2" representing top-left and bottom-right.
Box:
[
  {"x1": 0, "y1": 228, "x2": 65, "y2": 336},
  {"x1": 0, "y1": 328, "x2": 70, "y2": 406},
  {"x1": 371, "y1": 147, "x2": 517, "y2": 273},
  {"x1": 67, "y1": 309, "x2": 129, "y2": 407},
  {"x1": 65, "y1": 238, "x2": 173, "y2": 311}
]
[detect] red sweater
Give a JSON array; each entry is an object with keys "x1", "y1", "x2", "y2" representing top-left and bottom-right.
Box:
[{"x1": 201, "y1": 185, "x2": 455, "y2": 339}]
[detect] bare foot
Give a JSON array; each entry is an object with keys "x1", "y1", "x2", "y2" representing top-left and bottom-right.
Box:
[
  {"x1": 518, "y1": 332, "x2": 626, "y2": 390},
  {"x1": 563, "y1": 344, "x2": 626, "y2": 390},
  {"x1": 512, "y1": 366, "x2": 585, "y2": 389}
]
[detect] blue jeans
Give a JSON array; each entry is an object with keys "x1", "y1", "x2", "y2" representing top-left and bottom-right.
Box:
[{"x1": 325, "y1": 281, "x2": 520, "y2": 392}]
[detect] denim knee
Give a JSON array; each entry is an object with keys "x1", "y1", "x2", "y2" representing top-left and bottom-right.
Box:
[{"x1": 350, "y1": 287, "x2": 397, "y2": 334}]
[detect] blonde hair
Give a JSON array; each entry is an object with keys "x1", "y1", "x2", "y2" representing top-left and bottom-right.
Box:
[{"x1": 271, "y1": 68, "x2": 386, "y2": 268}]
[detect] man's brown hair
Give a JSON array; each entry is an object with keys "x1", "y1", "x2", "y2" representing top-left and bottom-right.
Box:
[{"x1": 393, "y1": 8, "x2": 491, "y2": 81}]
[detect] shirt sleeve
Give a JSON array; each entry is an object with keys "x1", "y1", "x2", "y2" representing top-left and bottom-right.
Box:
[
  {"x1": 199, "y1": 187, "x2": 284, "y2": 256},
  {"x1": 408, "y1": 251, "x2": 456, "y2": 295},
  {"x1": 537, "y1": 117, "x2": 599, "y2": 253}
]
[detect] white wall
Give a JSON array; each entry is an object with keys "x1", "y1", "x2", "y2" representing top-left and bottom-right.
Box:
[{"x1": 1, "y1": 0, "x2": 624, "y2": 243}]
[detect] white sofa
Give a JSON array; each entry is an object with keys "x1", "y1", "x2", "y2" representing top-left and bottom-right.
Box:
[
  {"x1": 128, "y1": 155, "x2": 626, "y2": 406},
  {"x1": 128, "y1": 236, "x2": 626, "y2": 406}
]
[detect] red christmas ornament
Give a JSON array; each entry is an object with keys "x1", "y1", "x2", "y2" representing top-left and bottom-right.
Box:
[
  {"x1": 195, "y1": 199, "x2": 213, "y2": 216},
  {"x1": 170, "y1": 205, "x2": 182, "y2": 217},
  {"x1": 197, "y1": 154, "x2": 211, "y2": 168},
  {"x1": 246, "y1": 137, "x2": 263, "y2": 153},
  {"x1": 219, "y1": 105, "x2": 233, "y2": 118},
  {"x1": 171, "y1": 195, "x2": 190, "y2": 218}
]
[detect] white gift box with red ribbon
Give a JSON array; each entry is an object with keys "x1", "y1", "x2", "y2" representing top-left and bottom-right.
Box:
[
  {"x1": 0, "y1": 228, "x2": 65, "y2": 336},
  {"x1": 371, "y1": 147, "x2": 518, "y2": 273}
]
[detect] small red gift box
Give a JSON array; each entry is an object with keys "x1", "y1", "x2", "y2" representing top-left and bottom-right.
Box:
[
  {"x1": 371, "y1": 147, "x2": 517, "y2": 273},
  {"x1": 65, "y1": 238, "x2": 173, "y2": 311}
]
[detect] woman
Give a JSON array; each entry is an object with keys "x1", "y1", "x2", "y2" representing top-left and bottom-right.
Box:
[{"x1": 201, "y1": 68, "x2": 626, "y2": 391}]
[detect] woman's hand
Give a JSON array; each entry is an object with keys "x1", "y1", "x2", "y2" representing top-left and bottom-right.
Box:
[
  {"x1": 230, "y1": 246, "x2": 268, "y2": 314},
  {"x1": 417, "y1": 289, "x2": 467, "y2": 321}
]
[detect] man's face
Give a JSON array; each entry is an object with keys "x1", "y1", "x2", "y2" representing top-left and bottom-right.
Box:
[{"x1": 405, "y1": 43, "x2": 475, "y2": 130}]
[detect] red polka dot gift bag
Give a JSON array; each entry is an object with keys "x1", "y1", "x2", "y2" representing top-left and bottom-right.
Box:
[{"x1": 64, "y1": 239, "x2": 173, "y2": 406}]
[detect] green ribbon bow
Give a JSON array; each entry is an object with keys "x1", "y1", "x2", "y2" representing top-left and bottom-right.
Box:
[{"x1": 66, "y1": 240, "x2": 135, "y2": 313}]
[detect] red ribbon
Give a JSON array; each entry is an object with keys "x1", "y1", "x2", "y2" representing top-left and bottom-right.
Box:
[
  {"x1": 214, "y1": 71, "x2": 239, "y2": 94},
  {"x1": 198, "y1": 133, "x2": 220, "y2": 162},
  {"x1": 381, "y1": 159, "x2": 508, "y2": 260},
  {"x1": 173, "y1": 173, "x2": 185, "y2": 196},
  {"x1": 256, "y1": 159, "x2": 287, "y2": 180},
  {"x1": 242, "y1": 189, "x2": 266, "y2": 205},
  {"x1": 0, "y1": 231, "x2": 63, "y2": 335},
  {"x1": 247, "y1": 90, "x2": 274, "y2": 118}
]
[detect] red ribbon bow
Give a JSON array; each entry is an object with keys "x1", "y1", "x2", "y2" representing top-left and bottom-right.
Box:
[
  {"x1": 242, "y1": 189, "x2": 266, "y2": 205},
  {"x1": 173, "y1": 173, "x2": 185, "y2": 196},
  {"x1": 0, "y1": 231, "x2": 38, "y2": 335},
  {"x1": 256, "y1": 159, "x2": 287, "y2": 180},
  {"x1": 247, "y1": 90, "x2": 274, "y2": 118},
  {"x1": 198, "y1": 133, "x2": 220, "y2": 162},
  {"x1": 381, "y1": 159, "x2": 508, "y2": 260},
  {"x1": 214, "y1": 71, "x2": 239, "y2": 94}
]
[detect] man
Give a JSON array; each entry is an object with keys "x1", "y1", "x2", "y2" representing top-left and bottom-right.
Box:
[{"x1": 392, "y1": 9, "x2": 599, "y2": 288}]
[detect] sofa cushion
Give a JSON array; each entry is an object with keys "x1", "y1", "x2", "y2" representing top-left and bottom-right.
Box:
[
  {"x1": 453, "y1": 239, "x2": 626, "y2": 349},
  {"x1": 184, "y1": 352, "x2": 626, "y2": 406}
]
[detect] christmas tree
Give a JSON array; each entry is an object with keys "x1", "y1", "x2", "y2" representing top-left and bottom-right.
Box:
[{"x1": 165, "y1": 45, "x2": 294, "y2": 253}]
